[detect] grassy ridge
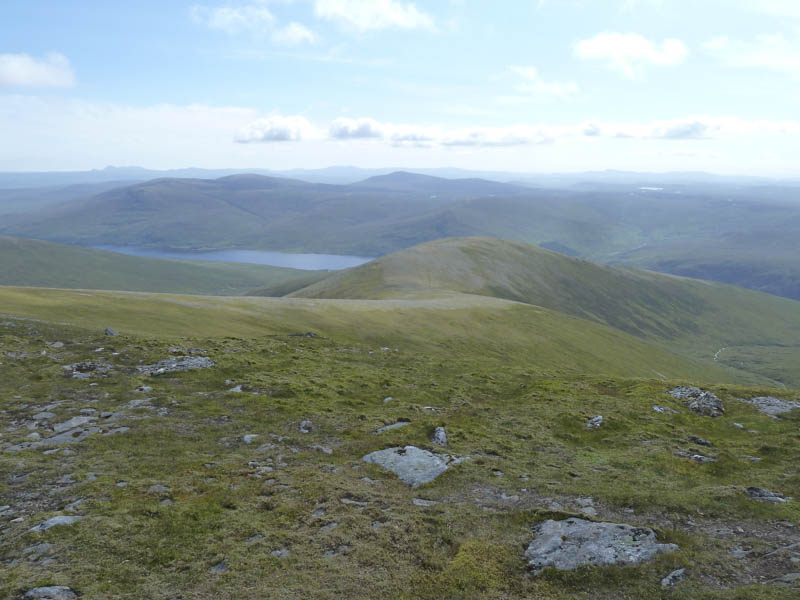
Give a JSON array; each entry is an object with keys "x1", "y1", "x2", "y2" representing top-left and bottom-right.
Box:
[
  {"x1": 0, "y1": 236, "x2": 330, "y2": 296},
  {"x1": 291, "y1": 237, "x2": 800, "y2": 386},
  {"x1": 0, "y1": 285, "x2": 750, "y2": 383}
]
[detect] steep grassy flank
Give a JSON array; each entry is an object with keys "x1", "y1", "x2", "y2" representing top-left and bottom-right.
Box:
[
  {"x1": 292, "y1": 238, "x2": 800, "y2": 386},
  {"x1": 0, "y1": 285, "x2": 751, "y2": 384},
  {"x1": 0, "y1": 236, "x2": 330, "y2": 296}
]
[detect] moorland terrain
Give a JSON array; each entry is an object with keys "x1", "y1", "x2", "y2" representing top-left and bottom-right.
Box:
[{"x1": 1, "y1": 169, "x2": 800, "y2": 599}]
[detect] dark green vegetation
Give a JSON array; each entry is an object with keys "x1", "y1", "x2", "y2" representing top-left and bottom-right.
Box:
[
  {"x1": 1, "y1": 314, "x2": 799, "y2": 599},
  {"x1": 291, "y1": 237, "x2": 800, "y2": 388},
  {"x1": 0, "y1": 236, "x2": 329, "y2": 296},
  {"x1": 2, "y1": 172, "x2": 799, "y2": 300}
]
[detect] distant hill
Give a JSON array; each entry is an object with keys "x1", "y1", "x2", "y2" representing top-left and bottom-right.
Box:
[
  {"x1": 0, "y1": 236, "x2": 329, "y2": 296},
  {"x1": 3, "y1": 171, "x2": 800, "y2": 301},
  {"x1": 291, "y1": 237, "x2": 800, "y2": 387}
]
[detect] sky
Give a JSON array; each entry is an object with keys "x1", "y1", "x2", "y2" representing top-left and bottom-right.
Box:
[{"x1": 1, "y1": 0, "x2": 799, "y2": 175}]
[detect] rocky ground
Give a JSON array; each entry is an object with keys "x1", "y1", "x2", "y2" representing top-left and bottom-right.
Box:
[{"x1": 1, "y1": 317, "x2": 799, "y2": 599}]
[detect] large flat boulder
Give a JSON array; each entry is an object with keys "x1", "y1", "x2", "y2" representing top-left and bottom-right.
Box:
[
  {"x1": 525, "y1": 518, "x2": 678, "y2": 574},
  {"x1": 363, "y1": 446, "x2": 462, "y2": 487},
  {"x1": 669, "y1": 386, "x2": 723, "y2": 417}
]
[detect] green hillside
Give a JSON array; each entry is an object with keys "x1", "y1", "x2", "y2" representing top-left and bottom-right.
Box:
[
  {"x1": 292, "y1": 237, "x2": 800, "y2": 386},
  {"x1": 0, "y1": 236, "x2": 330, "y2": 296}
]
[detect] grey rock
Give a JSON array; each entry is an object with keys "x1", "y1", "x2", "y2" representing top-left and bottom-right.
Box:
[
  {"x1": 772, "y1": 572, "x2": 800, "y2": 587},
  {"x1": 104, "y1": 426, "x2": 130, "y2": 436},
  {"x1": 148, "y1": 484, "x2": 170, "y2": 494},
  {"x1": 747, "y1": 487, "x2": 791, "y2": 503},
  {"x1": 209, "y1": 560, "x2": 228, "y2": 574},
  {"x1": 242, "y1": 434, "x2": 259, "y2": 444},
  {"x1": 669, "y1": 387, "x2": 723, "y2": 417},
  {"x1": 363, "y1": 445, "x2": 461, "y2": 487},
  {"x1": 245, "y1": 534, "x2": 264, "y2": 544},
  {"x1": 271, "y1": 548, "x2": 290, "y2": 558},
  {"x1": 383, "y1": 396, "x2": 393, "y2": 403},
  {"x1": 136, "y1": 356, "x2": 214, "y2": 376},
  {"x1": 104, "y1": 327, "x2": 118, "y2": 336},
  {"x1": 525, "y1": 518, "x2": 678, "y2": 573},
  {"x1": 375, "y1": 419, "x2": 411, "y2": 434},
  {"x1": 23, "y1": 542, "x2": 54, "y2": 556},
  {"x1": 229, "y1": 385, "x2": 243, "y2": 393},
  {"x1": 53, "y1": 416, "x2": 94, "y2": 433},
  {"x1": 49, "y1": 341, "x2": 65, "y2": 349},
  {"x1": 688, "y1": 435, "x2": 712, "y2": 447},
  {"x1": 652, "y1": 405, "x2": 679, "y2": 414},
  {"x1": 62, "y1": 362, "x2": 112, "y2": 379},
  {"x1": 64, "y1": 499, "x2": 84, "y2": 512},
  {"x1": 299, "y1": 419, "x2": 313, "y2": 433},
  {"x1": 23, "y1": 587, "x2": 77, "y2": 600},
  {"x1": 134, "y1": 385, "x2": 152, "y2": 393},
  {"x1": 26, "y1": 432, "x2": 42, "y2": 441},
  {"x1": 412, "y1": 498, "x2": 438, "y2": 507},
  {"x1": 743, "y1": 396, "x2": 800, "y2": 418},
  {"x1": 32, "y1": 411, "x2": 56, "y2": 421},
  {"x1": 661, "y1": 568, "x2": 686, "y2": 588},
  {"x1": 586, "y1": 415, "x2": 604, "y2": 430},
  {"x1": 312, "y1": 508, "x2": 325, "y2": 518},
  {"x1": 431, "y1": 426, "x2": 447, "y2": 446},
  {"x1": 320, "y1": 521, "x2": 338, "y2": 531},
  {"x1": 29, "y1": 515, "x2": 83, "y2": 532}
]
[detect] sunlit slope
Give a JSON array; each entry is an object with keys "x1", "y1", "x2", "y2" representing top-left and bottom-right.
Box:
[
  {"x1": 0, "y1": 285, "x2": 748, "y2": 383},
  {"x1": 291, "y1": 237, "x2": 800, "y2": 385},
  {"x1": 0, "y1": 236, "x2": 329, "y2": 295}
]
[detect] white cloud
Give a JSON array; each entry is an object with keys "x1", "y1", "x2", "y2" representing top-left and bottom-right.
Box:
[
  {"x1": 747, "y1": 0, "x2": 800, "y2": 18},
  {"x1": 504, "y1": 66, "x2": 579, "y2": 101},
  {"x1": 190, "y1": 2, "x2": 275, "y2": 34},
  {"x1": 705, "y1": 34, "x2": 800, "y2": 75},
  {"x1": 272, "y1": 22, "x2": 317, "y2": 45},
  {"x1": 329, "y1": 117, "x2": 385, "y2": 138},
  {"x1": 574, "y1": 32, "x2": 688, "y2": 78},
  {"x1": 0, "y1": 53, "x2": 75, "y2": 88},
  {"x1": 313, "y1": 0, "x2": 434, "y2": 31},
  {"x1": 235, "y1": 115, "x2": 317, "y2": 142}
]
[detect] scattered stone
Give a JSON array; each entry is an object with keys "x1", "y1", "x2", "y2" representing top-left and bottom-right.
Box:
[
  {"x1": 29, "y1": 515, "x2": 83, "y2": 532},
  {"x1": 363, "y1": 446, "x2": 463, "y2": 488},
  {"x1": 209, "y1": 560, "x2": 228, "y2": 574},
  {"x1": 23, "y1": 542, "x2": 54, "y2": 556},
  {"x1": 747, "y1": 487, "x2": 791, "y2": 504},
  {"x1": 653, "y1": 405, "x2": 679, "y2": 414},
  {"x1": 135, "y1": 385, "x2": 152, "y2": 393},
  {"x1": 661, "y1": 568, "x2": 686, "y2": 588},
  {"x1": 104, "y1": 327, "x2": 118, "y2": 336},
  {"x1": 33, "y1": 411, "x2": 56, "y2": 421},
  {"x1": 383, "y1": 396, "x2": 393, "y2": 403},
  {"x1": 412, "y1": 498, "x2": 438, "y2": 507},
  {"x1": 431, "y1": 426, "x2": 447, "y2": 446},
  {"x1": 49, "y1": 342, "x2": 65, "y2": 349},
  {"x1": 320, "y1": 522, "x2": 338, "y2": 531},
  {"x1": 586, "y1": 415, "x2": 604, "y2": 430},
  {"x1": 772, "y1": 572, "x2": 800, "y2": 587},
  {"x1": 375, "y1": 419, "x2": 411, "y2": 434},
  {"x1": 492, "y1": 469, "x2": 505, "y2": 477},
  {"x1": 740, "y1": 455, "x2": 761, "y2": 462},
  {"x1": 271, "y1": 548, "x2": 290, "y2": 558},
  {"x1": 104, "y1": 427, "x2": 130, "y2": 436},
  {"x1": 62, "y1": 362, "x2": 112, "y2": 379},
  {"x1": 136, "y1": 356, "x2": 214, "y2": 376},
  {"x1": 53, "y1": 416, "x2": 95, "y2": 433},
  {"x1": 26, "y1": 432, "x2": 41, "y2": 441},
  {"x1": 245, "y1": 534, "x2": 264, "y2": 544},
  {"x1": 116, "y1": 481, "x2": 128, "y2": 487},
  {"x1": 242, "y1": 434, "x2": 259, "y2": 444},
  {"x1": 675, "y1": 451, "x2": 716, "y2": 464},
  {"x1": 229, "y1": 385, "x2": 243, "y2": 393},
  {"x1": 299, "y1": 419, "x2": 313, "y2": 434},
  {"x1": 742, "y1": 396, "x2": 800, "y2": 419},
  {"x1": 340, "y1": 496, "x2": 368, "y2": 507},
  {"x1": 324, "y1": 544, "x2": 350, "y2": 557},
  {"x1": 733, "y1": 422, "x2": 745, "y2": 429},
  {"x1": 148, "y1": 484, "x2": 170, "y2": 494},
  {"x1": 668, "y1": 387, "x2": 723, "y2": 417},
  {"x1": 64, "y1": 499, "x2": 84, "y2": 512},
  {"x1": 525, "y1": 518, "x2": 678, "y2": 574},
  {"x1": 23, "y1": 587, "x2": 77, "y2": 600},
  {"x1": 688, "y1": 435, "x2": 712, "y2": 447},
  {"x1": 310, "y1": 444, "x2": 332, "y2": 455}
]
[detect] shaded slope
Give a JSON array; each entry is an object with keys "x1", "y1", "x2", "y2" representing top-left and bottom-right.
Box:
[
  {"x1": 292, "y1": 237, "x2": 800, "y2": 385},
  {"x1": 0, "y1": 236, "x2": 330, "y2": 296}
]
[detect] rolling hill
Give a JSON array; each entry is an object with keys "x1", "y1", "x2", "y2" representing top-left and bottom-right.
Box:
[
  {"x1": 0, "y1": 236, "x2": 330, "y2": 296},
  {"x1": 290, "y1": 237, "x2": 800, "y2": 386},
  {"x1": 3, "y1": 171, "x2": 799, "y2": 301}
]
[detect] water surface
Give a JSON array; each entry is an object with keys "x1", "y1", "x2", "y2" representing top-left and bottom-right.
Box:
[{"x1": 94, "y1": 246, "x2": 373, "y2": 270}]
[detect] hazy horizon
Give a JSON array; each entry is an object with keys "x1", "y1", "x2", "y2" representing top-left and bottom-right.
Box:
[{"x1": 3, "y1": 1, "x2": 800, "y2": 176}]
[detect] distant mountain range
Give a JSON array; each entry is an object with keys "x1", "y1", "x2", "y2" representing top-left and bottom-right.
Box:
[{"x1": 2, "y1": 169, "x2": 799, "y2": 302}]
